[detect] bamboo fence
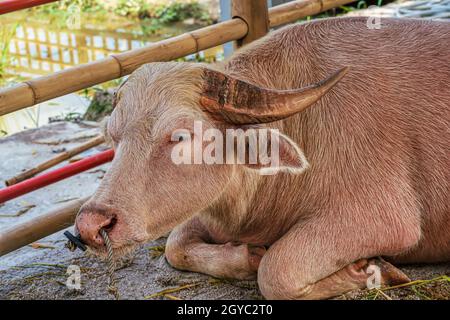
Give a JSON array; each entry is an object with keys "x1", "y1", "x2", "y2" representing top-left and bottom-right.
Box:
[{"x1": 0, "y1": 0, "x2": 354, "y2": 116}]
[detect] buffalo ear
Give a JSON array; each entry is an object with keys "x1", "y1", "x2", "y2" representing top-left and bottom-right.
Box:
[{"x1": 244, "y1": 129, "x2": 309, "y2": 175}]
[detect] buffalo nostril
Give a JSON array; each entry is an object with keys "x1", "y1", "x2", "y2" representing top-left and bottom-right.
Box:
[
  {"x1": 75, "y1": 210, "x2": 118, "y2": 248},
  {"x1": 103, "y1": 216, "x2": 117, "y2": 232},
  {"x1": 94, "y1": 216, "x2": 117, "y2": 245}
]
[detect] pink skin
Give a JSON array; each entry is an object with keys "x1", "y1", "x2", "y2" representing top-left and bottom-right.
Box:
[
  {"x1": 76, "y1": 117, "x2": 234, "y2": 254},
  {"x1": 75, "y1": 17, "x2": 449, "y2": 299}
]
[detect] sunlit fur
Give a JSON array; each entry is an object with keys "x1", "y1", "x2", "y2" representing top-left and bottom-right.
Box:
[{"x1": 76, "y1": 17, "x2": 449, "y2": 299}]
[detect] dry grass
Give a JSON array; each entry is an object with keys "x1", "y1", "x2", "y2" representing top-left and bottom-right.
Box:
[
  {"x1": 148, "y1": 245, "x2": 165, "y2": 259},
  {"x1": 144, "y1": 282, "x2": 201, "y2": 299},
  {"x1": 360, "y1": 275, "x2": 450, "y2": 300}
]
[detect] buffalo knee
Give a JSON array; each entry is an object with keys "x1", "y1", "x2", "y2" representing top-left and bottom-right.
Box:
[{"x1": 257, "y1": 259, "x2": 313, "y2": 300}]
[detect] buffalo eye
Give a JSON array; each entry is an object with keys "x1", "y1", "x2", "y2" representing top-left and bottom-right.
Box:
[{"x1": 170, "y1": 130, "x2": 192, "y2": 143}]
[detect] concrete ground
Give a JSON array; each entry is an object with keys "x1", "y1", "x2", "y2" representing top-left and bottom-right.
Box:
[{"x1": 0, "y1": 121, "x2": 448, "y2": 300}]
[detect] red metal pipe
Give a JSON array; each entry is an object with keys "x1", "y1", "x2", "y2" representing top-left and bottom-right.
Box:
[
  {"x1": 0, "y1": 0, "x2": 60, "y2": 15},
  {"x1": 0, "y1": 149, "x2": 114, "y2": 204}
]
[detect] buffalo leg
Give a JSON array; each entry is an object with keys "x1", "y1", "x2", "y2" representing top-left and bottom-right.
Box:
[
  {"x1": 165, "y1": 217, "x2": 266, "y2": 280},
  {"x1": 257, "y1": 220, "x2": 412, "y2": 300}
]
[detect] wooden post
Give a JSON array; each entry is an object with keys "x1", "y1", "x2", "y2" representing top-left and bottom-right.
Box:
[
  {"x1": 231, "y1": 0, "x2": 269, "y2": 48},
  {"x1": 0, "y1": 197, "x2": 88, "y2": 257}
]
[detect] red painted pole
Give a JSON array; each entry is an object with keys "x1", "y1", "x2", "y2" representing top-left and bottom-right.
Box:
[
  {"x1": 0, "y1": 0, "x2": 60, "y2": 15},
  {"x1": 0, "y1": 149, "x2": 114, "y2": 204}
]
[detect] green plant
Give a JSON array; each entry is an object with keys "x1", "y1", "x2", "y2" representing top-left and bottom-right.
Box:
[
  {"x1": 36, "y1": 0, "x2": 105, "y2": 14},
  {"x1": 341, "y1": 0, "x2": 385, "y2": 13},
  {"x1": 150, "y1": 2, "x2": 210, "y2": 23},
  {"x1": 83, "y1": 88, "x2": 115, "y2": 121},
  {"x1": 0, "y1": 23, "x2": 18, "y2": 84},
  {"x1": 115, "y1": 1, "x2": 211, "y2": 24},
  {"x1": 114, "y1": 0, "x2": 146, "y2": 17}
]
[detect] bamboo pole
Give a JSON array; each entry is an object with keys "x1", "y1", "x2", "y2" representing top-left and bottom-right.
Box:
[
  {"x1": 0, "y1": 197, "x2": 88, "y2": 257},
  {"x1": 0, "y1": 0, "x2": 355, "y2": 116},
  {"x1": 5, "y1": 135, "x2": 105, "y2": 186},
  {"x1": 269, "y1": 0, "x2": 354, "y2": 27}
]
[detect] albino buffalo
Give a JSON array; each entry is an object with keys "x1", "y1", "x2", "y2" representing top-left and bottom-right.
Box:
[{"x1": 75, "y1": 17, "x2": 450, "y2": 299}]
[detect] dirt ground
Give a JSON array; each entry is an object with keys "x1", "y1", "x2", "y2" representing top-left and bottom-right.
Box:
[{"x1": 0, "y1": 121, "x2": 448, "y2": 300}]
